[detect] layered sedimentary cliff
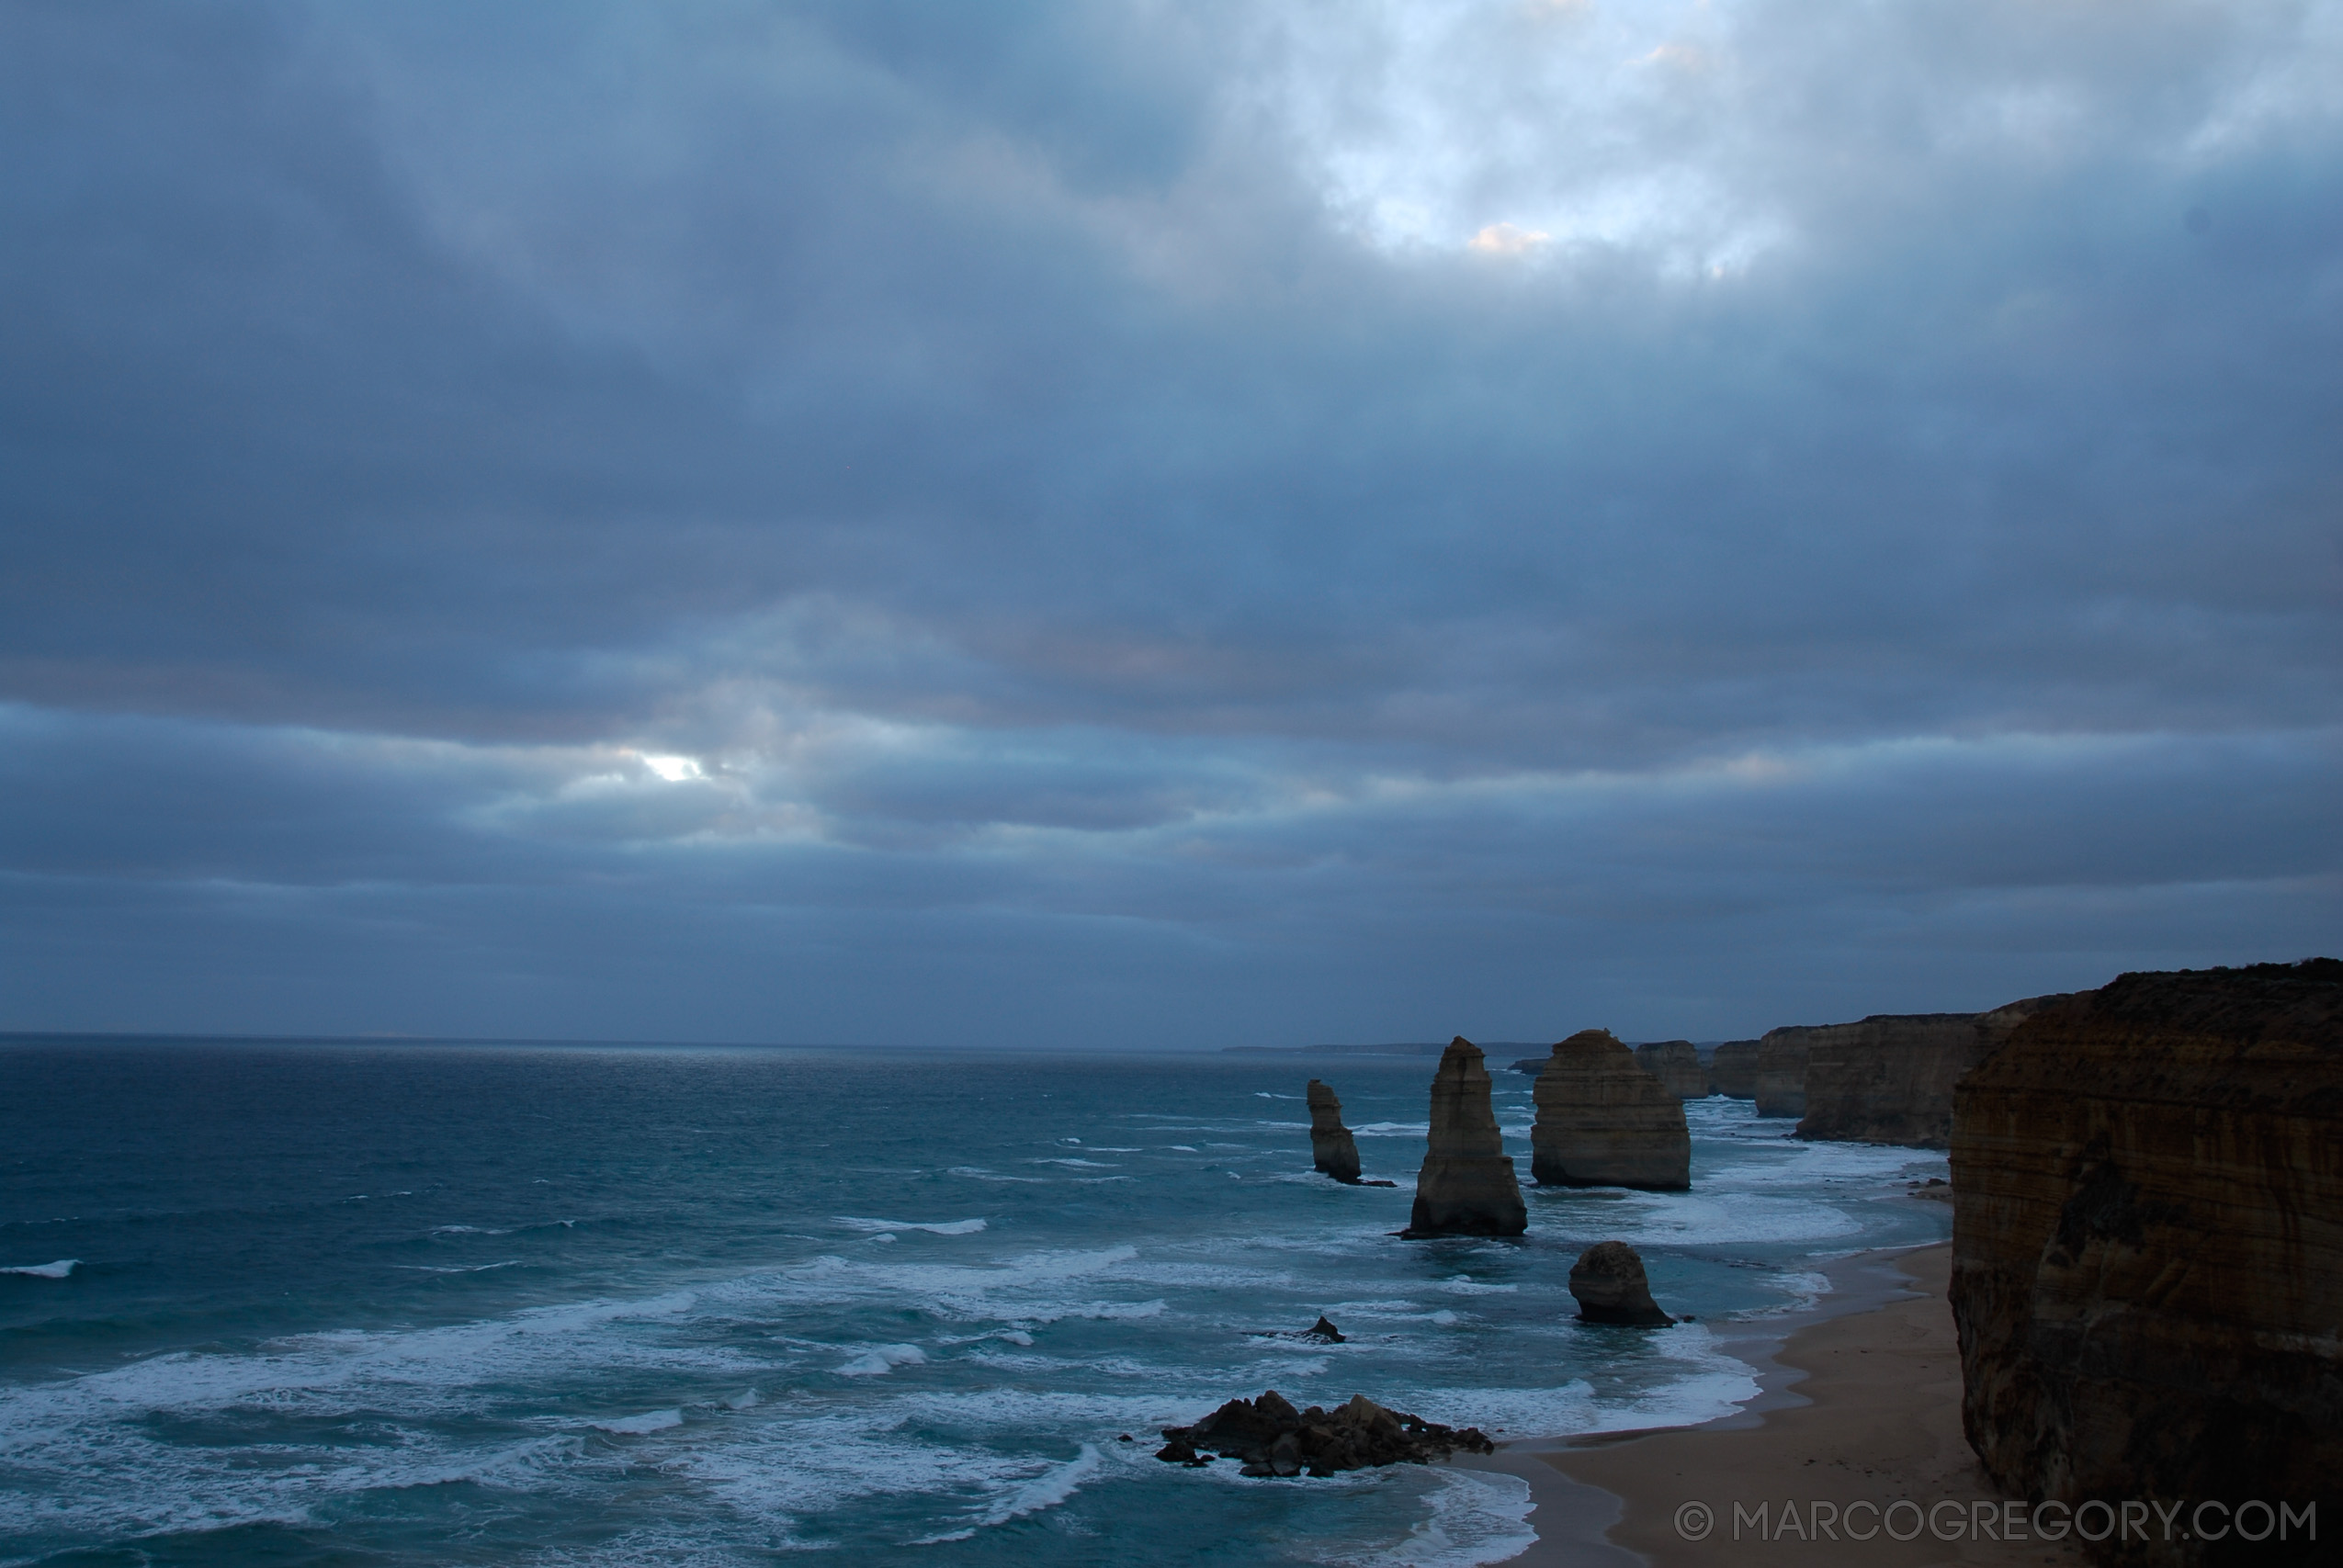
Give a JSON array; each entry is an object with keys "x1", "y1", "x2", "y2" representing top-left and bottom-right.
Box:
[
  {"x1": 1951, "y1": 960, "x2": 2343, "y2": 1566},
  {"x1": 1403, "y1": 1038, "x2": 1527, "y2": 1237},
  {"x1": 1631, "y1": 1040, "x2": 1709, "y2": 1099},
  {"x1": 1707, "y1": 1039, "x2": 1760, "y2": 1099},
  {"x1": 1752, "y1": 1029, "x2": 1813, "y2": 1118},
  {"x1": 1306, "y1": 1079, "x2": 1362, "y2": 1183},
  {"x1": 1530, "y1": 1030, "x2": 1691, "y2": 1190},
  {"x1": 1794, "y1": 998, "x2": 2062, "y2": 1148}
]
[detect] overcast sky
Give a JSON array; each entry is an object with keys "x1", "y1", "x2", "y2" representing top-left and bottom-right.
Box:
[{"x1": 3, "y1": 0, "x2": 2338, "y2": 1049}]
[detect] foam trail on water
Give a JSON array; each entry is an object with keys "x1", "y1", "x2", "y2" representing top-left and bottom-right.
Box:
[
  {"x1": 834, "y1": 1216, "x2": 988, "y2": 1235},
  {"x1": 1, "y1": 1260, "x2": 77, "y2": 1279}
]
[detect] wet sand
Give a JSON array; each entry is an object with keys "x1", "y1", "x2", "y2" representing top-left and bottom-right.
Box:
[{"x1": 1475, "y1": 1244, "x2": 2087, "y2": 1567}]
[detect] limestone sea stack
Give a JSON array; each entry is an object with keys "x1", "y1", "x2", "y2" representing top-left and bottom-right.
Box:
[
  {"x1": 1305, "y1": 1079, "x2": 1363, "y2": 1183},
  {"x1": 1568, "y1": 1239, "x2": 1675, "y2": 1325},
  {"x1": 1707, "y1": 1039, "x2": 1761, "y2": 1099},
  {"x1": 1530, "y1": 1030, "x2": 1691, "y2": 1190},
  {"x1": 1630, "y1": 1039, "x2": 1710, "y2": 1099},
  {"x1": 1401, "y1": 1038, "x2": 1527, "y2": 1238},
  {"x1": 1794, "y1": 998, "x2": 2065, "y2": 1148},
  {"x1": 1951, "y1": 960, "x2": 2343, "y2": 1562}
]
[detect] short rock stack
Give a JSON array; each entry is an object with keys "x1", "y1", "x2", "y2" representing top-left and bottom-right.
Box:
[
  {"x1": 1155, "y1": 1390, "x2": 1495, "y2": 1477},
  {"x1": 1568, "y1": 1240, "x2": 1676, "y2": 1325},
  {"x1": 1531, "y1": 1030, "x2": 1691, "y2": 1190},
  {"x1": 1402, "y1": 1038, "x2": 1527, "y2": 1237}
]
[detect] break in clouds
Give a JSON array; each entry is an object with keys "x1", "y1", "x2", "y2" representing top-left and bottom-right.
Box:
[{"x1": 3, "y1": 1, "x2": 2338, "y2": 1046}]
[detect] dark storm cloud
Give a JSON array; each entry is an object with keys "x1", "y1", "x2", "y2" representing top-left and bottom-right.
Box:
[{"x1": 2, "y1": 0, "x2": 2337, "y2": 1042}]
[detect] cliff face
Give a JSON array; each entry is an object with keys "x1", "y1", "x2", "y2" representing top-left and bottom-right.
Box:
[
  {"x1": 1752, "y1": 1029, "x2": 1813, "y2": 1118},
  {"x1": 1794, "y1": 998, "x2": 2064, "y2": 1148},
  {"x1": 1306, "y1": 1079, "x2": 1362, "y2": 1183},
  {"x1": 1630, "y1": 1040, "x2": 1709, "y2": 1100},
  {"x1": 1530, "y1": 1030, "x2": 1691, "y2": 1190},
  {"x1": 1403, "y1": 1038, "x2": 1527, "y2": 1237},
  {"x1": 1707, "y1": 1040, "x2": 1760, "y2": 1099},
  {"x1": 1950, "y1": 961, "x2": 2343, "y2": 1567}
]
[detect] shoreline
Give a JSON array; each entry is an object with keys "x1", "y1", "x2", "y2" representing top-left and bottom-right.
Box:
[{"x1": 1461, "y1": 1240, "x2": 2086, "y2": 1567}]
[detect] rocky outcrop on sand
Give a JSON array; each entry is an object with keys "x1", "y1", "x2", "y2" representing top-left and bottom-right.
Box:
[
  {"x1": 1707, "y1": 1039, "x2": 1760, "y2": 1099},
  {"x1": 1155, "y1": 1390, "x2": 1494, "y2": 1476},
  {"x1": 1631, "y1": 1039, "x2": 1710, "y2": 1099},
  {"x1": 1568, "y1": 1240, "x2": 1676, "y2": 1325},
  {"x1": 1752, "y1": 1028, "x2": 1815, "y2": 1118},
  {"x1": 1402, "y1": 1038, "x2": 1527, "y2": 1237},
  {"x1": 1951, "y1": 960, "x2": 2343, "y2": 1565},
  {"x1": 1306, "y1": 1079, "x2": 1363, "y2": 1183},
  {"x1": 1530, "y1": 1030, "x2": 1691, "y2": 1190},
  {"x1": 1794, "y1": 998, "x2": 2065, "y2": 1149}
]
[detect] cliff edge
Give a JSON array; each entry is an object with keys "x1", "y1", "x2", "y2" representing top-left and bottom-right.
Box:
[
  {"x1": 1950, "y1": 960, "x2": 2343, "y2": 1566},
  {"x1": 1795, "y1": 998, "x2": 2064, "y2": 1148}
]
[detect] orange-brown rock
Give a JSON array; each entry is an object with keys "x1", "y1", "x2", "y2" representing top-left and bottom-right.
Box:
[
  {"x1": 1631, "y1": 1039, "x2": 1709, "y2": 1099},
  {"x1": 1794, "y1": 998, "x2": 2065, "y2": 1148},
  {"x1": 1567, "y1": 1239, "x2": 1675, "y2": 1325},
  {"x1": 1752, "y1": 1027, "x2": 1813, "y2": 1117},
  {"x1": 1402, "y1": 1038, "x2": 1527, "y2": 1237},
  {"x1": 1305, "y1": 1078, "x2": 1362, "y2": 1183},
  {"x1": 1707, "y1": 1038, "x2": 1761, "y2": 1099},
  {"x1": 1950, "y1": 960, "x2": 2343, "y2": 1566},
  {"x1": 1530, "y1": 1030, "x2": 1691, "y2": 1190}
]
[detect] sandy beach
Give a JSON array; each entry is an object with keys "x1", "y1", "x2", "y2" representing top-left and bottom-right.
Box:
[{"x1": 1473, "y1": 1244, "x2": 2087, "y2": 1568}]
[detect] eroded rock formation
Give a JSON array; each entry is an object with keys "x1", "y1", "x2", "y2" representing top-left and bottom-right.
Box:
[
  {"x1": 1707, "y1": 1039, "x2": 1761, "y2": 1099},
  {"x1": 1402, "y1": 1037, "x2": 1527, "y2": 1237},
  {"x1": 1306, "y1": 1078, "x2": 1363, "y2": 1183},
  {"x1": 1794, "y1": 998, "x2": 2064, "y2": 1148},
  {"x1": 1752, "y1": 1028, "x2": 1815, "y2": 1118},
  {"x1": 1156, "y1": 1390, "x2": 1494, "y2": 1476},
  {"x1": 1530, "y1": 1029, "x2": 1691, "y2": 1190},
  {"x1": 1951, "y1": 960, "x2": 2343, "y2": 1566},
  {"x1": 1632, "y1": 1039, "x2": 1710, "y2": 1099},
  {"x1": 1568, "y1": 1240, "x2": 1675, "y2": 1325}
]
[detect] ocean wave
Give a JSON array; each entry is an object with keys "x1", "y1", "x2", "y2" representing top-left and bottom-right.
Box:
[
  {"x1": 917, "y1": 1442, "x2": 1103, "y2": 1542},
  {"x1": 1, "y1": 1259, "x2": 77, "y2": 1280},
  {"x1": 590, "y1": 1408, "x2": 684, "y2": 1434},
  {"x1": 1335, "y1": 1470, "x2": 1538, "y2": 1568},
  {"x1": 837, "y1": 1344, "x2": 927, "y2": 1376},
  {"x1": 833, "y1": 1216, "x2": 988, "y2": 1235}
]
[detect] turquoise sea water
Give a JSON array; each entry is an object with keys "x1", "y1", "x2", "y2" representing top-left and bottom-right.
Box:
[{"x1": 1, "y1": 1042, "x2": 1953, "y2": 1566}]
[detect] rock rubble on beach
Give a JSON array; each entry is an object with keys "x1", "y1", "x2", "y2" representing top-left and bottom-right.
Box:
[
  {"x1": 1568, "y1": 1240, "x2": 1676, "y2": 1325},
  {"x1": 1306, "y1": 1078, "x2": 1363, "y2": 1183},
  {"x1": 1155, "y1": 1390, "x2": 1494, "y2": 1476},
  {"x1": 1402, "y1": 1038, "x2": 1527, "y2": 1237}
]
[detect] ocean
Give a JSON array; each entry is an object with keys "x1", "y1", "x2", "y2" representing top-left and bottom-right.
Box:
[{"x1": 0, "y1": 1042, "x2": 1954, "y2": 1566}]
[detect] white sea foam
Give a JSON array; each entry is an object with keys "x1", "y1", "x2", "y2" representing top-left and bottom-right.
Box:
[
  {"x1": 834, "y1": 1216, "x2": 987, "y2": 1235},
  {"x1": 1035, "y1": 1157, "x2": 1116, "y2": 1168},
  {"x1": 1, "y1": 1259, "x2": 77, "y2": 1279},
  {"x1": 1334, "y1": 1470, "x2": 1538, "y2": 1568},
  {"x1": 1352, "y1": 1122, "x2": 1431, "y2": 1137},
  {"x1": 591, "y1": 1408, "x2": 684, "y2": 1434},
  {"x1": 836, "y1": 1344, "x2": 927, "y2": 1376},
  {"x1": 919, "y1": 1442, "x2": 1104, "y2": 1541}
]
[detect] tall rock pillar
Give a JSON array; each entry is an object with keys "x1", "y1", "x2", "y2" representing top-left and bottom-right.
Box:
[
  {"x1": 1403, "y1": 1038, "x2": 1527, "y2": 1237},
  {"x1": 1306, "y1": 1079, "x2": 1363, "y2": 1183}
]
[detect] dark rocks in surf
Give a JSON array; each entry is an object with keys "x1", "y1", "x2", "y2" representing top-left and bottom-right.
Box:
[
  {"x1": 1306, "y1": 1078, "x2": 1364, "y2": 1183},
  {"x1": 1401, "y1": 1038, "x2": 1528, "y2": 1238},
  {"x1": 1568, "y1": 1240, "x2": 1675, "y2": 1325},
  {"x1": 1155, "y1": 1390, "x2": 1494, "y2": 1477},
  {"x1": 1303, "y1": 1314, "x2": 1345, "y2": 1343}
]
